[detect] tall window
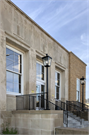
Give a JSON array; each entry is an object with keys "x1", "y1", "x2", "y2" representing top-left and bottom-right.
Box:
[
  {"x1": 6, "y1": 46, "x2": 22, "y2": 94},
  {"x1": 76, "y1": 78, "x2": 80, "y2": 101},
  {"x1": 55, "y1": 71, "x2": 60, "y2": 99},
  {"x1": 36, "y1": 62, "x2": 45, "y2": 109},
  {"x1": 36, "y1": 62, "x2": 44, "y2": 81}
]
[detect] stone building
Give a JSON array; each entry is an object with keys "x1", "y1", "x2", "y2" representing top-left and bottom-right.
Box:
[{"x1": 0, "y1": 0, "x2": 86, "y2": 112}]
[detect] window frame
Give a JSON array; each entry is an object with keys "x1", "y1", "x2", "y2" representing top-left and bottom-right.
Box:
[
  {"x1": 55, "y1": 70, "x2": 61, "y2": 100},
  {"x1": 6, "y1": 45, "x2": 23, "y2": 95},
  {"x1": 36, "y1": 61, "x2": 46, "y2": 109}
]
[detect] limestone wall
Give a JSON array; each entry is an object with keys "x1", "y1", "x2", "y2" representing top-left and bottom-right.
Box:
[
  {"x1": 0, "y1": 30, "x2": 6, "y2": 111},
  {"x1": 0, "y1": 110, "x2": 63, "y2": 135},
  {"x1": 0, "y1": 0, "x2": 69, "y2": 111},
  {"x1": 6, "y1": 95, "x2": 16, "y2": 111}
]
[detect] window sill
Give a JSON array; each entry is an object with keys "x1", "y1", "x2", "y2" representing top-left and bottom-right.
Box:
[{"x1": 6, "y1": 91, "x2": 22, "y2": 96}]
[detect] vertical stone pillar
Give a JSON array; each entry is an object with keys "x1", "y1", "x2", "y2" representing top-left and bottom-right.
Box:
[
  {"x1": 48, "y1": 61, "x2": 55, "y2": 109},
  {"x1": 29, "y1": 49, "x2": 36, "y2": 94},
  {"x1": 0, "y1": 30, "x2": 6, "y2": 111},
  {"x1": 64, "y1": 69, "x2": 69, "y2": 102}
]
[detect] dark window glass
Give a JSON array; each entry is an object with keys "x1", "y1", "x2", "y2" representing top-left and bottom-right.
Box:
[
  {"x1": 55, "y1": 72, "x2": 60, "y2": 99},
  {"x1": 19, "y1": 84, "x2": 21, "y2": 93},
  {"x1": 56, "y1": 86, "x2": 59, "y2": 99},
  {"x1": 41, "y1": 85, "x2": 44, "y2": 93}
]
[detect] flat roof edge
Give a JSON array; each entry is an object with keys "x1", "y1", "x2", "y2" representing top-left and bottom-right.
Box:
[{"x1": 6, "y1": 0, "x2": 69, "y2": 53}]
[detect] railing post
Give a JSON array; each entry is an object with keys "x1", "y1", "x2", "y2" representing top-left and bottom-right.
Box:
[
  {"x1": 29, "y1": 96, "x2": 30, "y2": 110},
  {"x1": 67, "y1": 104, "x2": 68, "y2": 127},
  {"x1": 23, "y1": 96, "x2": 24, "y2": 110},
  {"x1": 16, "y1": 96, "x2": 17, "y2": 110}
]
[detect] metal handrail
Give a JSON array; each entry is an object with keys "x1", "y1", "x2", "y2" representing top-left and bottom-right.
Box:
[
  {"x1": 55, "y1": 99, "x2": 83, "y2": 125},
  {"x1": 67, "y1": 101, "x2": 89, "y2": 111},
  {"x1": 16, "y1": 93, "x2": 84, "y2": 127},
  {"x1": 66, "y1": 101, "x2": 82, "y2": 110},
  {"x1": 38, "y1": 96, "x2": 62, "y2": 110}
]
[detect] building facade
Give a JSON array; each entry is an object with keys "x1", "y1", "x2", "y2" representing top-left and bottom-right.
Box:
[{"x1": 0, "y1": 0, "x2": 86, "y2": 111}]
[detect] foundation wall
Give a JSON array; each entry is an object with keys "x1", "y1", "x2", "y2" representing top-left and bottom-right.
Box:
[{"x1": 0, "y1": 110, "x2": 63, "y2": 135}]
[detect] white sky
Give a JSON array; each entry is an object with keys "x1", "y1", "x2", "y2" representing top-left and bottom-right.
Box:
[{"x1": 11, "y1": 0, "x2": 89, "y2": 99}]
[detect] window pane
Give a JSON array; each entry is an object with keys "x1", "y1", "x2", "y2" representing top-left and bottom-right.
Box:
[
  {"x1": 6, "y1": 59, "x2": 14, "y2": 71},
  {"x1": 41, "y1": 85, "x2": 44, "y2": 93},
  {"x1": 77, "y1": 79, "x2": 78, "y2": 90},
  {"x1": 41, "y1": 73, "x2": 44, "y2": 80},
  {"x1": 55, "y1": 78, "x2": 57, "y2": 85},
  {"x1": 6, "y1": 82, "x2": 13, "y2": 92},
  {"x1": 57, "y1": 87, "x2": 59, "y2": 93},
  {"x1": 14, "y1": 83, "x2": 19, "y2": 93},
  {"x1": 36, "y1": 63, "x2": 44, "y2": 80},
  {"x1": 57, "y1": 73, "x2": 60, "y2": 80},
  {"x1": 19, "y1": 84, "x2": 21, "y2": 93},
  {"x1": 36, "y1": 72, "x2": 40, "y2": 80},
  {"x1": 42, "y1": 66, "x2": 44, "y2": 73},
  {"x1": 6, "y1": 47, "x2": 22, "y2": 93},
  {"x1": 55, "y1": 86, "x2": 59, "y2": 99},
  {"x1": 36, "y1": 63, "x2": 40, "y2": 72},
  {"x1": 6, "y1": 71, "x2": 13, "y2": 82},
  {"x1": 76, "y1": 91, "x2": 78, "y2": 101},
  {"x1": 13, "y1": 62, "x2": 21, "y2": 73},
  {"x1": 57, "y1": 79, "x2": 59, "y2": 86},
  {"x1": 40, "y1": 65, "x2": 44, "y2": 74},
  {"x1": 56, "y1": 92, "x2": 59, "y2": 99},
  {"x1": 76, "y1": 78, "x2": 80, "y2": 93},
  {"x1": 6, "y1": 48, "x2": 14, "y2": 61},
  {"x1": 14, "y1": 53, "x2": 21, "y2": 64},
  {"x1": 55, "y1": 72, "x2": 60, "y2": 86},
  {"x1": 55, "y1": 72, "x2": 57, "y2": 79},
  {"x1": 14, "y1": 74, "x2": 21, "y2": 84},
  {"x1": 14, "y1": 83, "x2": 21, "y2": 93},
  {"x1": 55, "y1": 86, "x2": 56, "y2": 98}
]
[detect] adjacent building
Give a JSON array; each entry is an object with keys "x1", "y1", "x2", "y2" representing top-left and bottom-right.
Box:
[{"x1": 0, "y1": 0, "x2": 86, "y2": 111}]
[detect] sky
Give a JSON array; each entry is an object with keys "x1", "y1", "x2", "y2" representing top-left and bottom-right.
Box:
[{"x1": 11, "y1": 0, "x2": 89, "y2": 99}]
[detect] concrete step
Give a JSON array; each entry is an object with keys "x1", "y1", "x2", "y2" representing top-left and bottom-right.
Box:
[
  {"x1": 68, "y1": 123, "x2": 81, "y2": 127},
  {"x1": 84, "y1": 121, "x2": 89, "y2": 124},
  {"x1": 68, "y1": 117, "x2": 81, "y2": 123},
  {"x1": 74, "y1": 126, "x2": 83, "y2": 128},
  {"x1": 68, "y1": 121, "x2": 80, "y2": 125},
  {"x1": 64, "y1": 111, "x2": 89, "y2": 129}
]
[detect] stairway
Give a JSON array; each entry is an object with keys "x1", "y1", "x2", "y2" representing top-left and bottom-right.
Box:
[{"x1": 64, "y1": 111, "x2": 89, "y2": 129}]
